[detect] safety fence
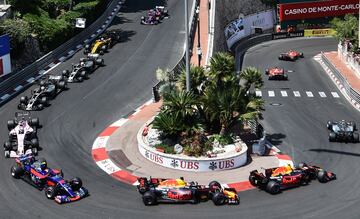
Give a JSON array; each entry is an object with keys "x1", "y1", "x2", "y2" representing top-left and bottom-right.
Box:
[
  {"x1": 321, "y1": 53, "x2": 360, "y2": 106},
  {"x1": 0, "y1": 0, "x2": 124, "y2": 105}
]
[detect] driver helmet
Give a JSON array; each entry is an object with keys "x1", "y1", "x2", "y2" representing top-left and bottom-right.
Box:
[{"x1": 40, "y1": 160, "x2": 47, "y2": 171}]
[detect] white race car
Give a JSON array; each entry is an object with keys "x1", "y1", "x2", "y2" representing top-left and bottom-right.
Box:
[{"x1": 4, "y1": 112, "x2": 40, "y2": 158}]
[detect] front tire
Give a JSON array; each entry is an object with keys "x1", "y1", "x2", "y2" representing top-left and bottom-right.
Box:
[
  {"x1": 11, "y1": 166, "x2": 24, "y2": 179},
  {"x1": 45, "y1": 186, "x2": 57, "y2": 199},
  {"x1": 248, "y1": 175, "x2": 257, "y2": 186},
  {"x1": 142, "y1": 191, "x2": 157, "y2": 206},
  {"x1": 212, "y1": 192, "x2": 227, "y2": 205},
  {"x1": 317, "y1": 170, "x2": 328, "y2": 183},
  {"x1": 353, "y1": 133, "x2": 359, "y2": 143}
]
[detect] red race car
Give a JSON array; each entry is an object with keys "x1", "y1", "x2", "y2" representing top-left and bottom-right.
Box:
[
  {"x1": 249, "y1": 163, "x2": 336, "y2": 194},
  {"x1": 278, "y1": 50, "x2": 304, "y2": 61},
  {"x1": 265, "y1": 67, "x2": 288, "y2": 80},
  {"x1": 137, "y1": 177, "x2": 239, "y2": 205}
]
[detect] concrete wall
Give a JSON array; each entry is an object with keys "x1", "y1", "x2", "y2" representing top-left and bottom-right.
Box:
[{"x1": 213, "y1": 0, "x2": 271, "y2": 53}]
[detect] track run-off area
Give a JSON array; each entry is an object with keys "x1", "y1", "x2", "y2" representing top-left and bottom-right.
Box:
[{"x1": 0, "y1": 0, "x2": 359, "y2": 217}]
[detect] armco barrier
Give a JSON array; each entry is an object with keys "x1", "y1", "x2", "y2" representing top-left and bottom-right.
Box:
[
  {"x1": 0, "y1": 0, "x2": 124, "y2": 105},
  {"x1": 152, "y1": 0, "x2": 199, "y2": 101},
  {"x1": 321, "y1": 53, "x2": 360, "y2": 105}
]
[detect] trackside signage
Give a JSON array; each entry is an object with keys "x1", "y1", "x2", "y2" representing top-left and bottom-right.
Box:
[{"x1": 279, "y1": 0, "x2": 359, "y2": 21}]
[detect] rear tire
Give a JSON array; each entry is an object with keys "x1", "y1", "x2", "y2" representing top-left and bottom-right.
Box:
[
  {"x1": 7, "y1": 120, "x2": 15, "y2": 131},
  {"x1": 265, "y1": 181, "x2": 280, "y2": 194},
  {"x1": 4, "y1": 150, "x2": 10, "y2": 158},
  {"x1": 142, "y1": 191, "x2": 157, "y2": 206},
  {"x1": 20, "y1": 96, "x2": 28, "y2": 104},
  {"x1": 329, "y1": 132, "x2": 336, "y2": 142},
  {"x1": 317, "y1": 170, "x2": 328, "y2": 183},
  {"x1": 31, "y1": 147, "x2": 38, "y2": 156},
  {"x1": 327, "y1": 121, "x2": 333, "y2": 130},
  {"x1": 353, "y1": 133, "x2": 359, "y2": 143}
]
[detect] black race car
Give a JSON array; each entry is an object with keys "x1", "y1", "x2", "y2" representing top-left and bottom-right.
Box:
[
  {"x1": 154, "y1": 6, "x2": 169, "y2": 19},
  {"x1": 4, "y1": 112, "x2": 40, "y2": 158},
  {"x1": 62, "y1": 55, "x2": 104, "y2": 83},
  {"x1": 137, "y1": 177, "x2": 239, "y2": 206},
  {"x1": 327, "y1": 120, "x2": 359, "y2": 142},
  {"x1": 18, "y1": 75, "x2": 67, "y2": 111},
  {"x1": 249, "y1": 163, "x2": 336, "y2": 194}
]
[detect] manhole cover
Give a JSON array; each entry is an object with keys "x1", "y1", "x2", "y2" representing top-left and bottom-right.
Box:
[{"x1": 269, "y1": 103, "x2": 282, "y2": 106}]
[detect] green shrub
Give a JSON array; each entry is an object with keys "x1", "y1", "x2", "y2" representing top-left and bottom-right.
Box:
[
  {"x1": 208, "y1": 134, "x2": 233, "y2": 146},
  {"x1": 155, "y1": 144, "x2": 175, "y2": 154}
]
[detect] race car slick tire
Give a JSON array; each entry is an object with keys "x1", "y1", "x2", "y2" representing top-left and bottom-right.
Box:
[
  {"x1": 30, "y1": 118, "x2": 40, "y2": 127},
  {"x1": 327, "y1": 121, "x2": 333, "y2": 130},
  {"x1": 7, "y1": 120, "x2": 15, "y2": 131},
  {"x1": 142, "y1": 191, "x2": 157, "y2": 206},
  {"x1": 352, "y1": 133, "x2": 359, "y2": 143},
  {"x1": 31, "y1": 138, "x2": 39, "y2": 148},
  {"x1": 45, "y1": 186, "x2": 57, "y2": 199},
  {"x1": 32, "y1": 147, "x2": 38, "y2": 156},
  {"x1": 70, "y1": 177, "x2": 83, "y2": 191},
  {"x1": 317, "y1": 170, "x2": 328, "y2": 183},
  {"x1": 208, "y1": 181, "x2": 221, "y2": 190},
  {"x1": 78, "y1": 77, "x2": 84, "y2": 82},
  {"x1": 4, "y1": 141, "x2": 12, "y2": 150},
  {"x1": 212, "y1": 192, "x2": 226, "y2": 206},
  {"x1": 300, "y1": 53, "x2": 304, "y2": 58},
  {"x1": 4, "y1": 151, "x2": 10, "y2": 158},
  {"x1": 11, "y1": 166, "x2": 24, "y2": 179},
  {"x1": 37, "y1": 104, "x2": 44, "y2": 110},
  {"x1": 20, "y1": 96, "x2": 28, "y2": 104},
  {"x1": 329, "y1": 132, "x2": 336, "y2": 142},
  {"x1": 58, "y1": 80, "x2": 67, "y2": 90},
  {"x1": 248, "y1": 175, "x2": 257, "y2": 186},
  {"x1": 266, "y1": 181, "x2": 280, "y2": 194}
]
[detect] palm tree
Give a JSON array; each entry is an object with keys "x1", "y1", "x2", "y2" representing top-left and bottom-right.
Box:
[
  {"x1": 162, "y1": 90, "x2": 198, "y2": 123},
  {"x1": 177, "y1": 65, "x2": 207, "y2": 96},
  {"x1": 152, "y1": 112, "x2": 183, "y2": 139},
  {"x1": 240, "y1": 66, "x2": 263, "y2": 91},
  {"x1": 208, "y1": 52, "x2": 235, "y2": 88}
]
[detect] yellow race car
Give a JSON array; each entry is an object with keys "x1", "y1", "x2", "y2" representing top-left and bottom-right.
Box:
[{"x1": 84, "y1": 30, "x2": 121, "y2": 55}]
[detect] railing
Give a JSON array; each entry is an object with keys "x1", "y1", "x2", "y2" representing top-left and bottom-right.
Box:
[
  {"x1": 152, "y1": 0, "x2": 200, "y2": 101},
  {"x1": 322, "y1": 53, "x2": 360, "y2": 105},
  {"x1": 0, "y1": 0, "x2": 124, "y2": 105}
]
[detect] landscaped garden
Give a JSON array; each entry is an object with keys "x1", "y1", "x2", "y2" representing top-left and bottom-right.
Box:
[{"x1": 146, "y1": 52, "x2": 264, "y2": 157}]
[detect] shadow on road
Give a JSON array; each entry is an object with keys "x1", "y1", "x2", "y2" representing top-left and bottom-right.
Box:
[
  {"x1": 309, "y1": 148, "x2": 360, "y2": 157},
  {"x1": 266, "y1": 133, "x2": 286, "y2": 146},
  {"x1": 120, "y1": 0, "x2": 168, "y2": 13}
]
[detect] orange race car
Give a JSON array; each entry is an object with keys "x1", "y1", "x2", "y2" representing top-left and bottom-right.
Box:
[
  {"x1": 278, "y1": 50, "x2": 304, "y2": 61},
  {"x1": 265, "y1": 67, "x2": 288, "y2": 80}
]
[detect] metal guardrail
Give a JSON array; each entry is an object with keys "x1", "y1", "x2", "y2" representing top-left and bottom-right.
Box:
[
  {"x1": 321, "y1": 53, "x2": 360, "y2": 105},
  {"x1": 0, "y1": 0, "x2": 123, "y2": 105},
  {"x1": 152, "y1": 0, "x2": 200, "y2": 101}
]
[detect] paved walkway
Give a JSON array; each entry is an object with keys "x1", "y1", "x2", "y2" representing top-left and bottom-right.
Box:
[
  {"x1": 191, "y1": 0, "x2": 209, "y2": 66},
  {"x1": 324, "y1": 52, "x2": 360, "y2": 93}
]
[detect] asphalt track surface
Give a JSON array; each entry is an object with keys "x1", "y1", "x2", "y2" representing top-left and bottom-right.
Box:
[{"x1": 0, "y1": 5, "x2": 358, "y2": 218}]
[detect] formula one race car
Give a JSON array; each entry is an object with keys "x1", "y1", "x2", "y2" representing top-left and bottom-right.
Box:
[
  {"x1": 278, "y1": 50, "x2": 304, "y2": 61},
  {"x1": 327, "y1": 120, "x2": 359, "y2": 143},
  {"x1": 249, "y1": 163, "x2": 336, "y2": 194},
  {"x1": 141, "y1": 14, "x2": 159, "y2": 25},
  {"x1": 265, "y1": 67, "x2": 288, "y2": 80},
  {"x1": 83, "y1": 30, "x2": 121, "y2": 55},
  {"x1": 137, "y1": 177, "x2": 239, "y2": 206},
  {"x1": 62, "y1": 55, "x2": 103, "y2": 83},
  {"x1": 18, "y1": 75, "x2": 67, "y2": 111},
  {"x1": 11, "y1": 154, "x2": 88, "y2": 204},
  {"x1": 4, "y1": 112, "x2": 40, "y2": 158},
  {"x1": 152, "y1": 6, "x2": 169, "y2": 20}
]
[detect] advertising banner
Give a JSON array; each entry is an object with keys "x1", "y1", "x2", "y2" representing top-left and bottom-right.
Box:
[
  {"x1": 272, "y1": 30, "x2": 304, "y2": 40},
  {"x1": 0, "y1": 34, "x2": 11, "y2": 77},
  {"x1": 279, "y1": 0, "x2": 359, "y2": 21},
  {"x1": 304, "y1": 28, "x2": 336, "y2": 37},
  {"x1": 225, "y1": 10, "x2": 275, "y2": 49}
]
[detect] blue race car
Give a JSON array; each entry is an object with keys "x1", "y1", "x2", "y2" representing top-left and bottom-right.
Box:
[{"x1": 10, "y1": 154, "x2": 88, "y2": 204}]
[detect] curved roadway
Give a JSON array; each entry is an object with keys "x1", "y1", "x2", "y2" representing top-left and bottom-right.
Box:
[{"x1": 0, "y1": 5, "x2": 359, "y2": 218}]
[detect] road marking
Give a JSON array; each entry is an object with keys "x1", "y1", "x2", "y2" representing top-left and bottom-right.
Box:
[
  {"x1": 319, "y1": 92, "x2": 326, "y2": 98},
  {"x1": 255, "y1": 90, "x2": 262, "y2": 97},
  {"x1": 281, "y1": 91, "x2": 288, "y2": 97},
  {"x1": 287, "y1": 70, "x2": 294, "y2": 73},
  {"x1": 293, "y1": 91, "x2": 301, "y2": 97},
  {"x1": 96, "y1": 159, "x2": 121, "y2": 174},
  {"x1": 306, "y1": 91, "x2": 314, "y2": 97},
  {"x1": 331, "y1": 92, "x2": 340, "y2": 98},
  {"x1": 268, "y1": 91, "x2": 275, "y2": 97}
]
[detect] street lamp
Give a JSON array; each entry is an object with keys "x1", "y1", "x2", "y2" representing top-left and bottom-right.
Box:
[
  {"x1": 196, "y1": 6, "x2": 202, "y2": 67},
  {"x1": 184, "y1": 0, "x2": 190, "y2": 92}
]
